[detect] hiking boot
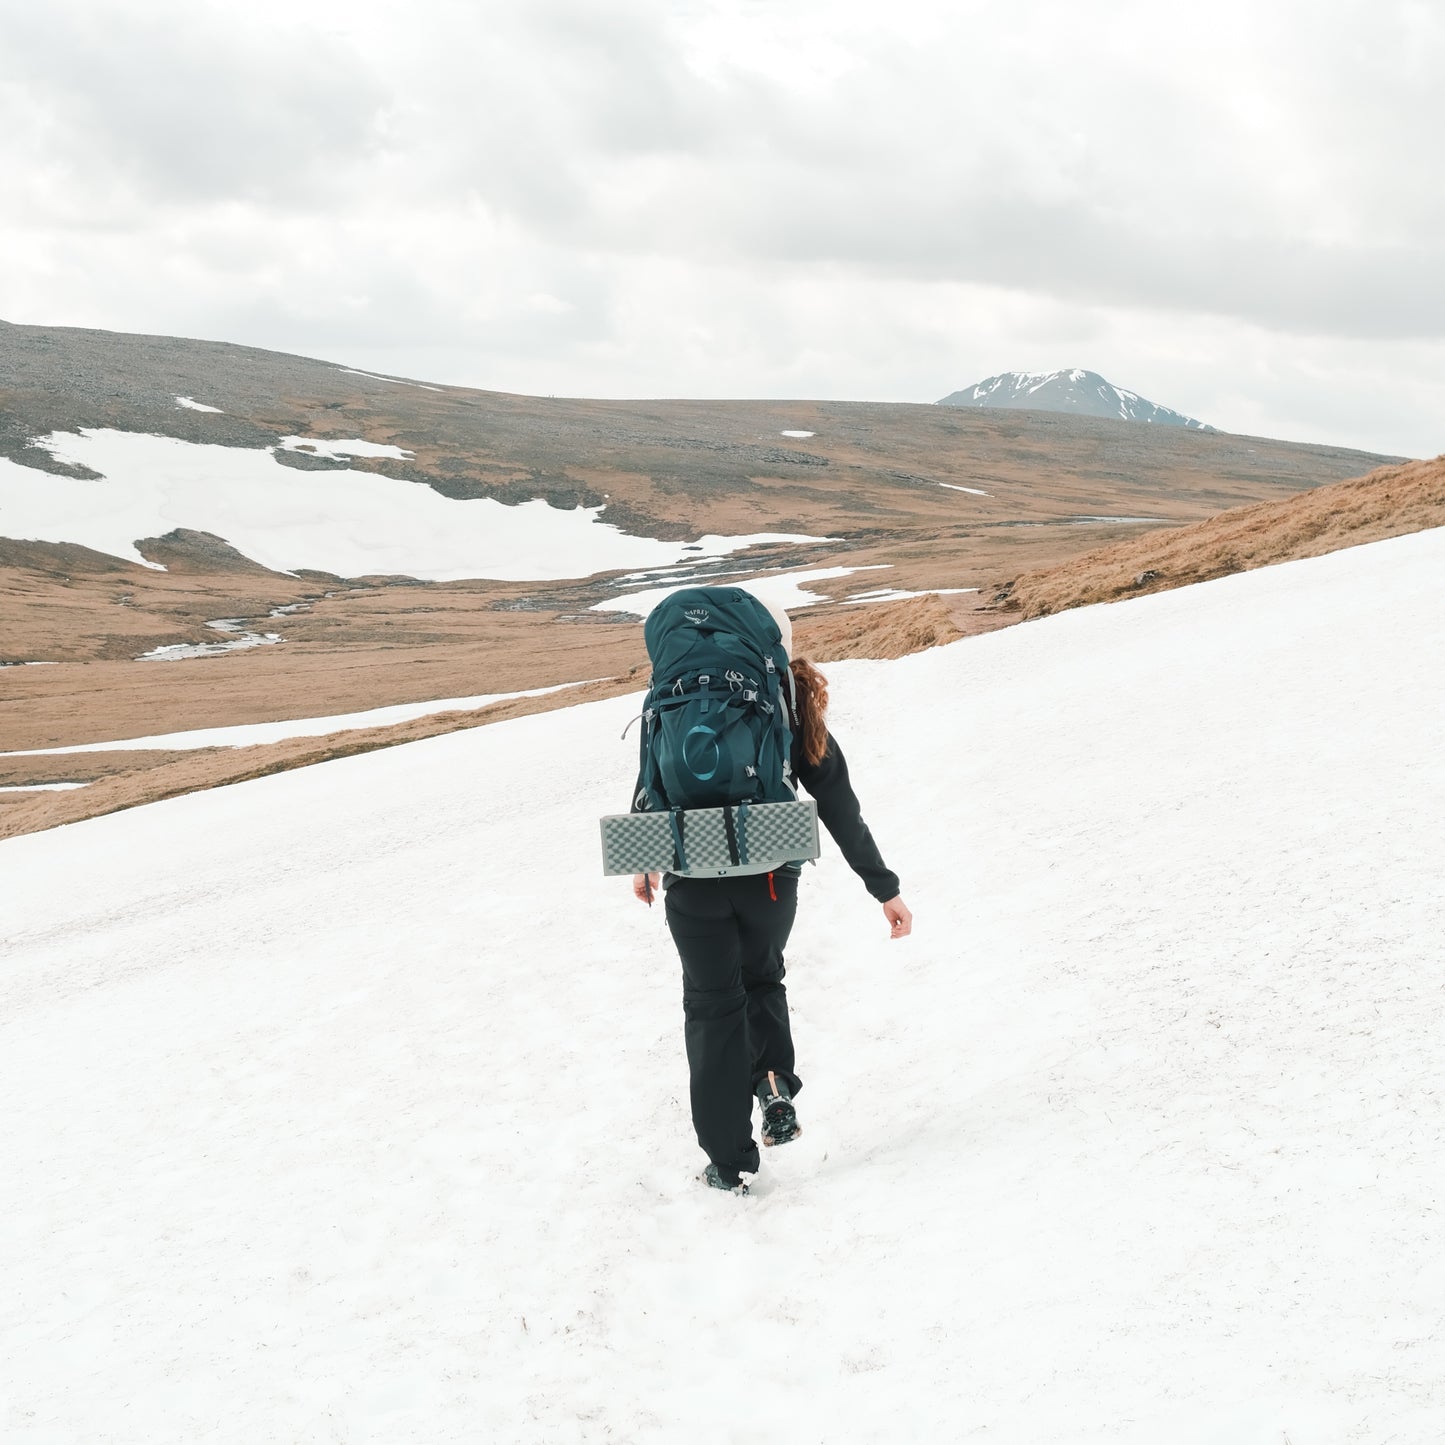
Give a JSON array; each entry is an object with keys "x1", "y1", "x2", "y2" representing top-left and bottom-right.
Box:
[
  {"x1": 756, "y1": 1071, "x2": 801, "y2": 1147},
  {"x1": 703, "y1": 1163, "x2": 750, "y2": 1195}
]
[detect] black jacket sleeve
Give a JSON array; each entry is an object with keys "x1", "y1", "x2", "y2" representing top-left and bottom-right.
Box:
[{"x1": 794, "y1": 731, "x2": 900, "y2": 902}]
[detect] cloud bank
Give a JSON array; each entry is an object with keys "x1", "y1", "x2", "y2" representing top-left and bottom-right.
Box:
[{"x1": 1, "y1": 0, "x2": 1440, "y2": 456}]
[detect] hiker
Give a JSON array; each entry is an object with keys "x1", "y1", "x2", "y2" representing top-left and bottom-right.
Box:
[{"x1": 631, "y1": 594, "x2": 912, "y2": 1194}]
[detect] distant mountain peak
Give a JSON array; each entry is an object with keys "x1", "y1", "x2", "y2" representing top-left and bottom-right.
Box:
[{"x1": 938, "y1": 369, "x2": 1214, "y2": 431}]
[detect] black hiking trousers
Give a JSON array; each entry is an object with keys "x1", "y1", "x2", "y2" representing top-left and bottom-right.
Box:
[{"x1": 664, "y1": 869, "x2": 802, "y2": 1182}]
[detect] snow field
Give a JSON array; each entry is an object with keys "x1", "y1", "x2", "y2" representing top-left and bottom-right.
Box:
[
  {"x1": 0, "y1": 429, "x2": 823, "y2": 581},
  {"x1": 1, "y1": 681, "x2": 596, "y2": 756},
  {"x1": 592, "y1": 564, "x2": 889, "y2": 617},
  {"x1": 2, "y1": 527, "x2": 1444, "y2": 1442}
]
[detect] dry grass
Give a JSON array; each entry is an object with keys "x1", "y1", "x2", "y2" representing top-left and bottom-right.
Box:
[
  {"x1": 0, "y1": 593, "x2": 975, "y2": 840},
  {"x1": 1002, "y1": 454, "x2": 1445, "y2": 619},
  {"x1": 794, "y1": 593, "x2": 970, "y2": 660},
  {"x1": 3, "y1": 333, "x2": 1424, "y2": 844},
  {"x1": 9, "y1": 451, "x2": 1440, "y2": 843},
  {"x1": 0, "y1": 674, "x2": 640, "y2": 840},
  {"x1": 14, "y1": 444, "x2": 1443, "y2": 844}
]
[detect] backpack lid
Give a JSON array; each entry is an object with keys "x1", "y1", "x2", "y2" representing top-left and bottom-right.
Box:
[{"x1": 642, "y1": 586, "x2": 786, "y2": 669}]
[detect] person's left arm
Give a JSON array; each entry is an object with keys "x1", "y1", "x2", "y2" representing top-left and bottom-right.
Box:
[{"x1": 795, "y1": 732, "x2": 903, "y2": 907}]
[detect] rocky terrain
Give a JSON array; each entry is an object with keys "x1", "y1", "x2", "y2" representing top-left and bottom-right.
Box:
[{"x1": 0, "y1": 320, "x2": 1412, "y2": 837}]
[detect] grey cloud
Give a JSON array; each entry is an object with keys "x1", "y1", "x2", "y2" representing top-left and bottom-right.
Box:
[
  {"x1": 714, "y1": 192, "x2": 1445, "y2": 341},
  {"x1": 194, "y1": 241, "x2": 620, "y2": 363},
  {"x1": 393, "y1": 0, "x2": 734, "y2": 234},
  {"x1": 403, "y1": 1, "x2": 1445, "y2": 342},
  {"x1": 2, "y1": 4, "x2": 389, "y2": 210},
  {"x1": 2, "y1": 0, "x2": 1441, "y2": 458},
  {"x1": 507, "y1": 0, "x2": 719, "y2": 156}
]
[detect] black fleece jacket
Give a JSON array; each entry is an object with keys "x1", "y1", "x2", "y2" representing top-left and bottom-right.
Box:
[{"x1": 794, "y1": 730, "x2": 900, "y2": 901}]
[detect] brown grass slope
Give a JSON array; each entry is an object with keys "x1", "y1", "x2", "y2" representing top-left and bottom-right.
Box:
[
  {"x1": 1, "y1": 320, "x2": 1421, "y2": 842},
  {"x1": 1001, "y1": 453, "x2": 1445, "y2": 619},
  {"x1": 0, "y1": 595, "x2": 962, "y2": 841}
]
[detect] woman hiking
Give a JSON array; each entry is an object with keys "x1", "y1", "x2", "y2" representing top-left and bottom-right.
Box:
[{"x1": 631, "y1": 594, "x2": 912, "y2": 1195}]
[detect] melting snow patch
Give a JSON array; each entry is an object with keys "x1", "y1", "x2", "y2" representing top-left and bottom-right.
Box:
[
  {"x1": 780, "y1": 430, "x2": 816, "y2": 438},
  {"x1": 0, "y1": 430, "x2": 831, "y2": 582},
  {"x1": 1, "y1": 682, "x2": 598, "y2": 756},
  {"x1": 844, "y1": 587, "x2": 979, "y2": 605},
  {"x1": 175, "y1": 397, "x2": 223, "y2": 413},
  {"x1": 0, "y1": 782, "x2": 89, "y2": 792},
  {"x1": 592, "y1": 565, "x2": 890, "y2": 618},
  {"x1": 939, "y1": 483, "x2": 991, "y2": 496},
  {"x1": 1071, "y1": 516, "x2": 1166, "y2": 525},
  {"x1": 338, "y1": 368, "x2": 444, "y2": 392},
  {"x1": 137, "y1": 632, "x2": 282, "y2": 662},
  {"x1": 608, "y1": 564, "x2": 759, "y2": 591},
  {"x1": 278, "y1": 436, "x2": 414, "y2": 461}
]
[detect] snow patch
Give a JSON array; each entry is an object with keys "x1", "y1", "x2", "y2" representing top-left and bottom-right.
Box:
[
  {"x1": 0, "y1": 781, "x2": 89, "y2": 793},
  {"x1": 780, "y1": 430, "x2": 815, "y2": 438},
  {"x1": 591, "y1": 565, "x2": 890, "y2": 618},
  {"x1": 338, "y1": 368, "x2": 444, "y2": 392},
  {"x1": 278, "y1": 436, "x2": 414, "y2": 461},
  {"x1": 843, "y1": 586, "x2": 979, "y2": 604},
  {"x1": 1070, "y1": 516, "x2": 1167, "y2": 525},
  {"x1": 175, "y1": 397, "x2": 223, "y2": 413},
  {"x1": 1, "y1": 681, "x2": 598, "y2": 756},
  {"x1": 939, "y1": 482, "x2": 991, "y2": 496},
  {"x1": 0, "y1": 430, "x2": 828, "y2": 582},
  {"x1": 137, "y1": 631, "x2": 282, "y2": 662}
]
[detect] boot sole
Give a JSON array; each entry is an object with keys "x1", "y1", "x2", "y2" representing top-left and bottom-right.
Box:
[{"x1": 762, "y1": 1122, "x2": 801, "y2": 1147}]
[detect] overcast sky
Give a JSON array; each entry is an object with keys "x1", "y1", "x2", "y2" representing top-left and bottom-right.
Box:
[{"x1": 2, "y1": 0, "x2": 1440, "y2": 457}]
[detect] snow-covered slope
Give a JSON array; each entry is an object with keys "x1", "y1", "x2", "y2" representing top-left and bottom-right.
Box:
[
  {"x1": 3, "y1": 528, "x2": 1444, "y2": 1443},
  {"x1": 0, "y1": 429, "x2": 821, "y2": 580},
  {"x1": 939, "y1": 368, "x2": 1214, "y2": 429}
]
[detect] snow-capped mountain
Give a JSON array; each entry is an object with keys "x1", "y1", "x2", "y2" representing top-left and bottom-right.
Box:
[{"x1": 939, "y1": 369, "x2": 1214, "y2": 430}]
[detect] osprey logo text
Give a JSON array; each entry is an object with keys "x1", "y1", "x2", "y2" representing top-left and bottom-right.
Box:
[{"x1": 684, "y1": 608, "x2": 711, "y2": 625}]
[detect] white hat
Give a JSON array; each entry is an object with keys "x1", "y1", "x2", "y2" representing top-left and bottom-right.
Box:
[{"x1": 754, "y1": 593, "x2": 793, "y2": 657}]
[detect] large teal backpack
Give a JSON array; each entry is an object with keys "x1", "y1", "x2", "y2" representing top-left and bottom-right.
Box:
[{"x1": 633, "y1": 587, "x2": 795, "y2": 815}]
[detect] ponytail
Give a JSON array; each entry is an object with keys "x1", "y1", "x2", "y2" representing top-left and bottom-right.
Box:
[{"x1": 789, "y1": 657, "x2": 830, "y2": 768}]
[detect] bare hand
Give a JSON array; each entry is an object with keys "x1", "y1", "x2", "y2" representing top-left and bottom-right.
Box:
[
  {"x1": 633, "y1": 872, "x2": 661, "y2": 906},
  {"x1": 882, "y1": 895, "x2": 912, "y2": 939}
]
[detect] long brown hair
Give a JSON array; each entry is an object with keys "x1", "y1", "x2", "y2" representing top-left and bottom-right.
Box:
[{"x1": 789, "y1": 657, "x2": 830, "y2": 768}]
